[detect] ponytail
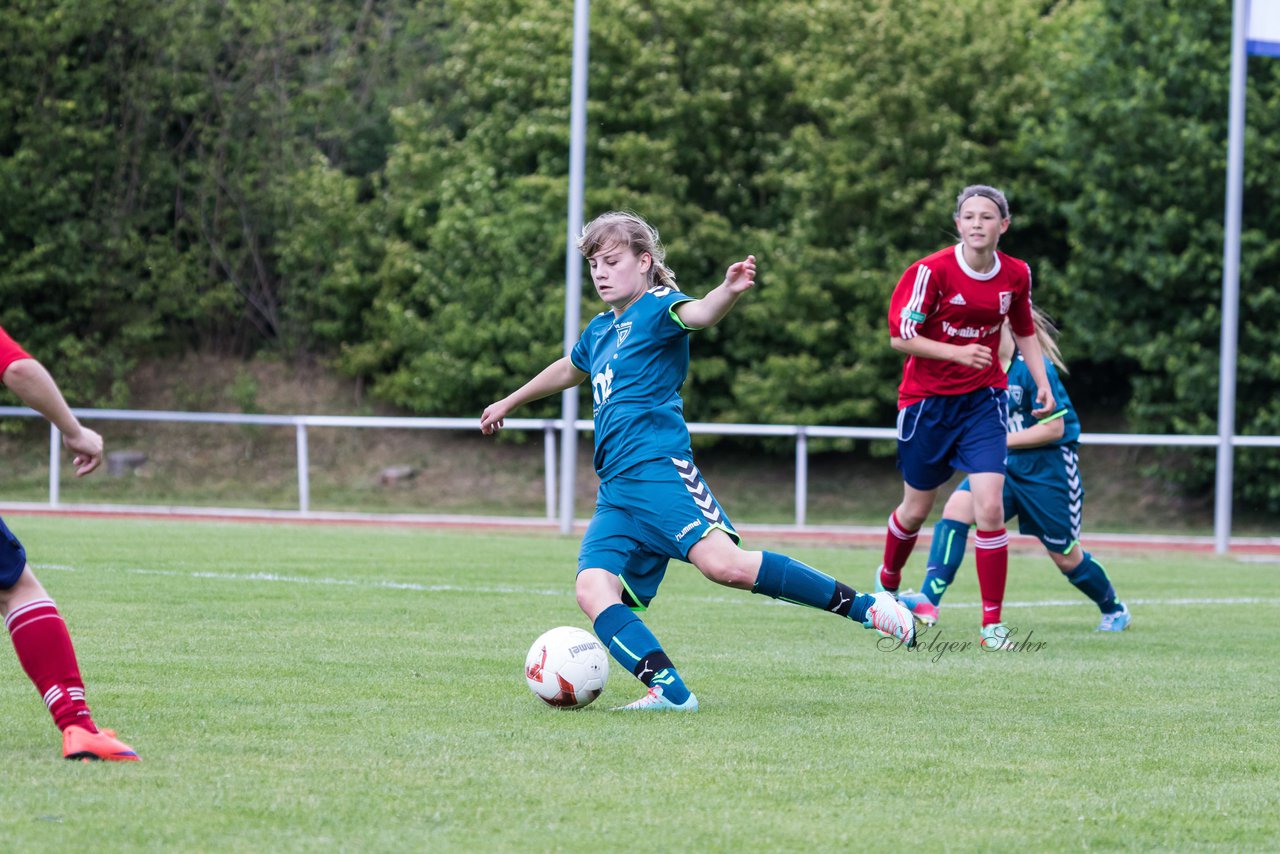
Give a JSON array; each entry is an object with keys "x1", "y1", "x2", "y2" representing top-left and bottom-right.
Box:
[
  {"x1": 650, "y1": 259, "x2": 677, "y2": 290},
  {"x1": 1030, "y1": 306, "x2": 1067, "y2": 374}
]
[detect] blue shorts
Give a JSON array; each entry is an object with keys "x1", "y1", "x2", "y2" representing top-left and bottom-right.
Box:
[
  {"x1": 0, "y1": 516, "x2": 28, "y2": 589},
  {"x1": 578, "y1": 457, "x2": 739, "y2": 610},
  {"x1": 897, "y1": 388, "x2": 1009, "y2": 491},
  {"x1": 958, "y1": 444, "x2": 1083, "y2": 552}
]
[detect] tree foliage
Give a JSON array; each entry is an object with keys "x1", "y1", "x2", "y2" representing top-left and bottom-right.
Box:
[
  {"x1": 1023, "y1": 0, "x2": 1280, "y2": 511},
  {"x1": 1, "y1": 0, "x2": 1277, "y2": 507}
]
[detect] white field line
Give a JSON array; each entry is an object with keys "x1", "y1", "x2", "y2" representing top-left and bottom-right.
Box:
[
  {"x1": 33, "y1": 563, "x2": 566, "y2": 597},
  {"x1": 31, "y1": 563, "x2": 1280, "y2": 609}
]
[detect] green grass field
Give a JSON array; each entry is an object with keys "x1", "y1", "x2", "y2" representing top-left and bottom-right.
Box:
[{"x1": 1, "y1": 515, "x2": 1278, "y2": 852}]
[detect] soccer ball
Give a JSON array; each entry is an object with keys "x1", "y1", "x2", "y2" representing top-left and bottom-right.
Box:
[{"x1": 524, "y1": 626, "x2": 609, "y2": 709}]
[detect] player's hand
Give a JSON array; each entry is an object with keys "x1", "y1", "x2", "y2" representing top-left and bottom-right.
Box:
[
  {"x1": 721, "y1": 255, "x2": 756, "y2": 295},
  {"x1": 62, "y1": 425, "x2": 103, "y2": 477},
  {"x1": 480, "y1": 400, "x2": 512, "y2": 435},
  {"x1": 1032, "y1": 387, "x2": 1055, "y2": 418},
  {"x1": 951, "y1": 343, "x2": 993, "y2": 370}
]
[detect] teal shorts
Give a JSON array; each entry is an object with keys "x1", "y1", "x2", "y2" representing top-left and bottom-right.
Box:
[
  {"x1": 959, "y1": 444, "x2": 1083, "y2": 553},
  {"x1": 578, "y1": 457, "x2": 739, "y2": 609}
]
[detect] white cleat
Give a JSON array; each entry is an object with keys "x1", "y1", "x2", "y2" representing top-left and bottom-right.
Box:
[
  {"x1": 863, "y1": 591, "x2": 916, "y2": 647},
  {"x1": 611, "y1": 685, "x2": 699, "y2": 712}
]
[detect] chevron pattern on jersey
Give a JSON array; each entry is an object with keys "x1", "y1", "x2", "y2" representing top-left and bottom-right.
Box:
[
  {"x1": 1063, "y1": 446, "x2": 1083, "y2": 539},
  {"x1": 670, "y1": 458, "x2": 722, "y2": 524}
]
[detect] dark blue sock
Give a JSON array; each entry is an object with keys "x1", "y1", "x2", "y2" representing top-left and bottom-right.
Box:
[
  {"x1": 922, "y1": 518, "x2": 970, "y2": 605},
  {"x1": 592, "y1": 604, "x2": 691, "y2": 704},
  {"x1": 752, "y1": 551, "x2": 872, "y2": 621},
  {"x1": 1065, "y1": 552, "x2": 1120, "y2": 614}
]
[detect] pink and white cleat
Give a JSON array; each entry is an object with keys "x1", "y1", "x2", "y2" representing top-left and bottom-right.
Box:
[
  {"x1": 898, "y1": 590, "x2": 940, "y2": 627},
  {"x1": 863, "y1": 591, "x2": 917, "y2": 647},
  {"x1": 612, "y1": 685, "x2": 699, "y2": 712}
]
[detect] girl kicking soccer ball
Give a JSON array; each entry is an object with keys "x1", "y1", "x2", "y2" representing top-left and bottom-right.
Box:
[{"x1": 481, "y1": 211, "x2": 914, "y2": 711}]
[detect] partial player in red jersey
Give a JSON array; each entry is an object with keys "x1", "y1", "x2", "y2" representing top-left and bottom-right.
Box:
[
  {"x1": 0, "y1": 325, "x2": 139, "y2": 760},
  {"x1": 877, "y1": 185, "x2": 1054, "y2": 651}
]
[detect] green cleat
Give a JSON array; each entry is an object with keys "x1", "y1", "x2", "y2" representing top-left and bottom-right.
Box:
[{"x1": 979, "y1": 622, "x2": 1016, "y2": 651}]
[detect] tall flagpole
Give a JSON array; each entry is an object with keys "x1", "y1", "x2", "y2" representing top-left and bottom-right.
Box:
[
  {"x1": 560, "y1": 0, "x2": 589, "y2": 534},
  {"x1": 1214, "y1": 0, "x2": 1248, "y2": 554}
]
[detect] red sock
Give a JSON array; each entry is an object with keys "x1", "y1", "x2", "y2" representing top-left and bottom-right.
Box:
[
  {"x1": 879, "y1": 511, "x2": 920, "y2": 590},
  {"x1": 5, "y1": 599, "x2": 97, "y2": 732},
  {"x1": 974, "y1": 529, "x2": 1009, "y2": 626}
]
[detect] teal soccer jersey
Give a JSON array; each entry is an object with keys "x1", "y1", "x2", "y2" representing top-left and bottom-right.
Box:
[
  {"x1": 571, "y1": 286, "x2": 741, "y2": 602},
  {"x1": 1006, "y1": 353, "x2": 1079, "y2": 459},
  {"x1": 1002, "y1": 352, "x2": 1084, "y2": 551},
  {"x1": 570, "y1": 286, "x2": 696, "y2": 482}
]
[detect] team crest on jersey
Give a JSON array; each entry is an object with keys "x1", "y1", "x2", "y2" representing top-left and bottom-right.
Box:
[
  {"x1": 1009, "y1": 385, "x2": 1024, "y2": 406},
  {"x1": 615, "y1": 321, "x2": 632, "y2": 347},
  {"x1": 998, "y1": 291, "x2": 1013, "y2": 315},
  {"x1": 948, "y1": 293, "x2": 967, "y2": 306}
]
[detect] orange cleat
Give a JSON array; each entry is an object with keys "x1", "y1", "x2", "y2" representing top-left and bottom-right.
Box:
[{"x1": 62, "y1": 725, "x2": 140, "y2": 762}]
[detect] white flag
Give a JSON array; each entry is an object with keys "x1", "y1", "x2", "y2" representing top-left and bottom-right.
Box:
[{"x1": 1250, "y1": 0, "x2": 1280, "y2": 56}]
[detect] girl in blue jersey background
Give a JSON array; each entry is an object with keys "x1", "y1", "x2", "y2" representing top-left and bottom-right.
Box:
[
  {"x1": 900, "y1": 309, "x2": 1131, "y2": 632},
  {"x1": 481, "y1": 211, "x2": 915, "y2": 711}
]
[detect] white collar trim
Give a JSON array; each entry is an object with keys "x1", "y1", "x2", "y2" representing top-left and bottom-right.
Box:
[{"x1": 954, "y1": 243, "x2": 1001, "y2": 281}]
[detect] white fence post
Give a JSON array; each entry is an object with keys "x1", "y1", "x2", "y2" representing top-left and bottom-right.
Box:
[
  {"x1": 795, "y1": 428, "x2": 808, "y2": 528},
  {"x1": 48, "y1": 423, "x2": 60, "y2": 507},
  {"x1": 296, "y1": 422, "x2": 310, "y2": 514},
  {"x1": 544, "y1": 424, "x2": 557, "y2": 520}
]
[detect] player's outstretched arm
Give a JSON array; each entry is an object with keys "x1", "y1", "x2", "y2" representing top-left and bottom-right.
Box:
[
  {"x1": 673, "y1": 256, "x2": 756, "y2": 330},
  {"x1": 2, "y1": 358, "x2": 103, "y2": 476},
  {"x1": 481, "y1": 356, "x2": 588, "y2": 435}
]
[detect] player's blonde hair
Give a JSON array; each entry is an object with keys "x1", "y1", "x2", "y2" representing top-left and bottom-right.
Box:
[
  {"x1": 577, "y1": 211, "x2": 679, "y2": 291},
  {"x1": 1029, "y1": 305, "x2": 1067, "y2": 374}
]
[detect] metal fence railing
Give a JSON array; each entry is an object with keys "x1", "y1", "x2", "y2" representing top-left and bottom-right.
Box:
[{"x1": 2, "y1": 406, "x2": 1276, "y2": 550}]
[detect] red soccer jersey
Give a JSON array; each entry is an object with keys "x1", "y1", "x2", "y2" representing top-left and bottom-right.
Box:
[
  {"x1": 0, "y1": 324, "x2": 31, "y2": 379},
  {"x1": 887, "y1": 244, "x2": 1035, "y2": 408}
]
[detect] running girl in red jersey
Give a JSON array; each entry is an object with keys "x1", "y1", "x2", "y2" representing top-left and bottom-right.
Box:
[
  {"x1": 877, "y1": 185, "x2": 1054, "y2": 650},
  {"x1": 0, "y1": 325, "x2": 139, "y2": 760}
]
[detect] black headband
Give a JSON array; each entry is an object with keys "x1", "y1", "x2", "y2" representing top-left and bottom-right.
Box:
[{"x1": 955, "y1": 189, "x2": 1009, "y2": 219}]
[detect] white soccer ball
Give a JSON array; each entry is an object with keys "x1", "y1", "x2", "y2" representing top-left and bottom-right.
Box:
[{"x1": 524, "y1": 626, "x2": 609, "y2": 709}]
